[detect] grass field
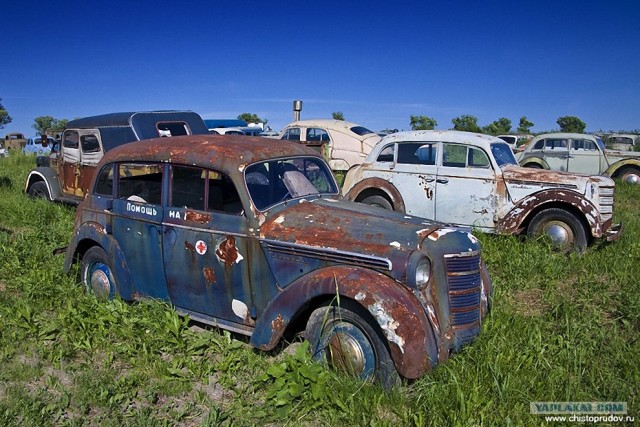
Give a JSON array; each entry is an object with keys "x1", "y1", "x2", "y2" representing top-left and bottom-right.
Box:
[{"x1": 0, "y1": 153, "x2": 638, "y2": 426}]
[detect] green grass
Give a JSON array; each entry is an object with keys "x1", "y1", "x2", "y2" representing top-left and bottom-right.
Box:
[{"x1": 1, "y1": 153, "x2": 638, "y2": 425}]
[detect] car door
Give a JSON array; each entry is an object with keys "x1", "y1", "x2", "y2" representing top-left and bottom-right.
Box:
[
  {"x1": 59, "y1": 129, "x2": 103, "y2": 198},
  {"x1": 111, "y1": 162, "x2": 168, "y2": 299},
  {"x1": 162, "y1": 165, "x2": 254, "y2": 330},
  {"x1": 566, "y1": 138, "x2": 604, "y2": 174},
  {"x1": 435, "y1": 143, "x2": 497, "y2": 231},
  {"x1": 541, "y1": 137, "x2": 570, "y2": 171}
]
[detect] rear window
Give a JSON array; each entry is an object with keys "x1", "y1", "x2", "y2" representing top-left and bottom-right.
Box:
[{"x1": 350, "y1": 126, "x2": 375, "y2": 136}]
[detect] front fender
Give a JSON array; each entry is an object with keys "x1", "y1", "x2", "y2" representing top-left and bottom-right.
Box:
[
  {"x1": 604, "y1": 158, "x2": 640, "y2": 177},
  {"x1": 497, "y1": 189, "x2": 603, "y2": 237},
  {"x1": 250, "y1": 265, "x2": 437, "y2": 379},
  {"x1": 64, "y1": 221, "x2": 136, "y2": 300},
  {"x1": 518, "y1": 156, "x2": 549, "y2": 169},
  {"x1": 25, "y1": 167, "x2": 62, "y2": 200}
]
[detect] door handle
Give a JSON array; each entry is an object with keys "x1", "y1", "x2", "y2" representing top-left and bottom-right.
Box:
[
  {"x1": 422, "y1": 177, "x2": 435, "y2": 182},
  {"x1": 436, "y1": 178, "x2": 449, "y2": 184}
]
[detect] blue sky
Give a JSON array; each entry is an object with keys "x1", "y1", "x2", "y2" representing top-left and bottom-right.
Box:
[{"x1": 2, "y1": 0, "x2": 639, "y2": 137}]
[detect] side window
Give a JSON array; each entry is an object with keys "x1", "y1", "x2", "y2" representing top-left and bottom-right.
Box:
[
  {"x1": 81, "y1": 134, "x2": 101, "y2": 153},
  {"x1": 94, "y1": 164, "x2": 114, "y2": 196},
  {"x1": 533, "y1": 139, "x2": 544, "y2": 150},
  {"x1": 468, "y1": 147, "x2": 490, "y2": 168},
  {"x1": 170, "y1": 165, "x2": 242, "y2": 214},
  {"x1": 572, "y1": 139, "x2": 596, "y2": 150},
  {"x1": 306, "y1": 128, "x2": 329, "y2": 142},
  {"x1": 157, "y1": 121, "x2": 189, "y2": 137},
  {"x1": 117, "y1": 163, "x2": 163, "y2": 205},
  {"x1": 442, "y1": 144, "x2": 467, "y2": 167},
  {"x1": 376, "y1": 144, "x2": 395, "y2": 162},
  {"x1": 281, "y1": 128, "x2": 301, "y2": 141},
  {"x1": 63, "y1": 131, "x2": 79, "y2": 149},
  {"x1": 543, "y1": 139, "x2": 568, "y2": 152},
  {"x1": 397, "y1": 143, "x2": 437, "y2": 165}
]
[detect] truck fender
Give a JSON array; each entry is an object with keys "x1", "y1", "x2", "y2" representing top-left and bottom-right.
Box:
[
  {"x1": 519, "y1": 156, "x2": 549, "y2": 169},
  {"x1": 25, "y1": 167, "x2": 62, "y2": 201},
  {"x1": 343, "y1": 177, "x2": 406, "y2": 213},
  {"x1": 497, "y1": 189, "x2": 603, "y2": 237},
  {"x1": 64, "y1": 222, "x2": 136, "y2": 300},
  {"x1": 250, "y1": 265, "x2": 437, "y2": 379}
]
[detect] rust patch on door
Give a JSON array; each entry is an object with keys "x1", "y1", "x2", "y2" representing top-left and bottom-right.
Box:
[
  {"x1": 203, "y1": 267, "x2": 216, "y2": 284},
  {"x1": 216, "y1": 236, "x2": 240, "y2": 267}
]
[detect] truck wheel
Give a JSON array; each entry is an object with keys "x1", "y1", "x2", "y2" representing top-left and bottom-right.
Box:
[
  {"x1": 305, "y1": 302, "x2": 400, "y2": 390},
  {"x1": 617, "y1": 166, "x2": 640, "y2": 185},
  {"x1": 527, "y1": 208, "x2": 588, "y2": 252},
  {"x1": 361, "y1": 195, "x2": 393, "y2": 211},
  {"x1": 28, "y1": 181, "x2": 50, "y2": 199},
  {"x1": 81, "y1": 247, "x2": 117, "y2": 299}
]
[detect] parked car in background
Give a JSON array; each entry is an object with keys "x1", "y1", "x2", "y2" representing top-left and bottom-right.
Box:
[
  {"x1": 497, "y1": 134, "x2": 532, "y2": 152},
  {"x1": 23, "y1": 135, "x2": 55, "y2": 155},
  {"x1": 342, "y1": 130, "x2": 621, "y2": 252},
  {"x1": 3, "y1": 133, "x2": 27, "y2": 150},
  {"x1": 64, "y1": 134, "x2": 493, "y2": 389},
  {"x1": 605, "y1": 133, "x2": 638, "y2": 151},
  {"x1": 279, "y1": 119, "x2": 381, "y2": 174},
  {"x1": 517, "y1": 133, "x2": 640, "y2": 184},
  {"x1": 25, "y1": 110, "x2": 210, "y2": 204}
]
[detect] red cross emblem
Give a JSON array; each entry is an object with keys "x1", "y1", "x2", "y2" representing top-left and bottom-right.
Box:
[{"x1": 195, "y1": 240, "x2": 207, "y2": 255}]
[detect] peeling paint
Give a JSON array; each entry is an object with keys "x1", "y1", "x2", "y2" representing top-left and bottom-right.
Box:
[
  {"x1": 232, "y1": 299, "x2": 249, "y2": 319},
  {"x1": 428, "y1": 228, "x2": 459, "y2": 241},
  {"x1": 390, "y1": 241, "x2": 401, "y2": 248},
  {"x1": 369, "y1": 301, "x2": 405, "y2": 353}
]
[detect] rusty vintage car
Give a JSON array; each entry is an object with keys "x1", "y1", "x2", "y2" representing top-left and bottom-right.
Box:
[
  {"x1": 25, "y1": 111, "x2": 210, "y2": 204},
  {"x1": 63, "y1": 134, "x2": 493, "y2": 388},
  {"x1": 342, "y1": 130, "x2": 621, "y2": 252},
  {"x1": 517, "y1": 133, "x2": 640, "y2": 185}
]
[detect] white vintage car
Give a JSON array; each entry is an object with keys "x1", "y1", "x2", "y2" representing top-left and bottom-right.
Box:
[
  {"x1": 279, "y1": 119, "x2": 381, "y2": 173},
  {"x1": 342, "y1": 130, "x2": 621, "y2": 252}
]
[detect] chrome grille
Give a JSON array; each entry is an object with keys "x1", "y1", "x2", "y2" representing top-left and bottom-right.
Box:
[
  {"x1": 445, "y1": 254, "x2": 481, "y2": 328},
  {"x1": 599, "y1": 186, "x2": 615, "y2": 221}
]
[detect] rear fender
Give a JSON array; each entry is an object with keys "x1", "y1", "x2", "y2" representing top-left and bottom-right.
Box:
[
  {"x1": 344, "y1": 177, "x2": 406, "y2": 212},
  {"x1": 250, "y1": 265, "x2": 437, "y2": 379},
  {"x1": 605, "y1": 159, "x2": 640, "y2": 177},
  {"x1": 64, "y1": 222, "x2": 136, "y2": 300},
  {"x1": 25, "y1": 167, "x2": 62, "y2": 200},
  {"x1": 519, "y1": 156, "x2": 549, "y2": 169}
]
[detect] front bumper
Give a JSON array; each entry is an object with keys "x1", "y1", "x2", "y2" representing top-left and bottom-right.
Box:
[{"x1": 603, "y1": 222, "x2": 623, "y2": 242}]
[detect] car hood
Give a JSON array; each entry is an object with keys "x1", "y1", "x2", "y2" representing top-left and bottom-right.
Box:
[
  {"x1": 501, "y1": 164, "x2": 613, "y2": 187},
  {"x1": 259, "y1": 198, "x2": 450, "y2": 258}
]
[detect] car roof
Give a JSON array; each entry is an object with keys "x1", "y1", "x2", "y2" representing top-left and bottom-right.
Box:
[
  {"x1": 379, "y1": 130, "x2": 504, "y2": 148},
  {"x1": 283, "y1": 119, "x2": 374, "y2": 133},
  {"x1": 531, "y1": 133, "x2": 598, "y2": 140},
  {"x1": 101, "y1": 134, "x2": 323, "y2": 174}
]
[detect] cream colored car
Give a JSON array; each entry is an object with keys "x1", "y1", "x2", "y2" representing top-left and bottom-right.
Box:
[{"x1": 279, "y1": 119, "x2": 381, "y2": 172}]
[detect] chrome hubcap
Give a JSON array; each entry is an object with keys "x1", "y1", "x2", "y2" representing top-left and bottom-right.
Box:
[
  {"x1": 544, "y1": 222, "x2": 573, "y2": 248},
  {"x1": 327, "y1": 331, "x2": 366, "y2": 375},
  {"x1": 623, "y1": 173, "x2": 640, "y2": 185},
  {"x1": 89, "y1": 267, "x2": 111, "y2": 298}
]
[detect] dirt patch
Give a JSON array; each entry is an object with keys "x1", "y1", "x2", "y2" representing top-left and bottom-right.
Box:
[{"x1": 509, "y1": 288, "x2": 549, "y2": 317}]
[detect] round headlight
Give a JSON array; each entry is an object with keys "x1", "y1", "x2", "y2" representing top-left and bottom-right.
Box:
[{"x1": 415, "y1": 257, "x2": 431, "y2": 289}]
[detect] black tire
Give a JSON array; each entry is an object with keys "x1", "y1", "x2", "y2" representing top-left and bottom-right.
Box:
[
  {"x1": 80, "y1": 246, "x2": 117, "y2": 299},
  {"x1": 527, "y1": 208, "x2": 588, "y2": 252},
  {"x1": 522, "y1": 163, "x2": 543, "y2": 169},
  {"x1": 28, "y1": 181, "x2": 50, "y2": 199},
  {"x1": 616, "y1": 166, "x2": 640, "y2": 185},
  {"x1": 360, "y1": 195, "x2": 393, "y2": 211},
  {"x1": 305, "y1": 301, "x2": 400, "y2": 390}
]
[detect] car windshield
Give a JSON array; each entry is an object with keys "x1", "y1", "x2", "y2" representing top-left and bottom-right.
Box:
[
  {"x1": 350, "y1": 126, "x2": 376, "y2": 136},
  {"x1": 596, "y1": 137, "x2": 606, "y2": 151},
  {"x1": 245, "y1": 156, "x2": 338, "y2": 211},
  {"x1": 490, "y1": 142, "x2": 518, "y2": 166}
]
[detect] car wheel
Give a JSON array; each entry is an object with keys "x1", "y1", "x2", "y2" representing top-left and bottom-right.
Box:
[
  {"x1": 361, "y1": 195, "x2": 393, "y2": 211},
  {"x1": 617, "y1": 166, "x2": 640, "y2": 185},
  {"x1": 523, "y1": 163, "x2": 543, "y2": 169},
  {"x1": 305, "y1": 301, "x2": 400, "y2": 390},
  {"x1": 28, "y1": 181, "x2": 50, "y2": 199},
  {"x1": 527, "y1": 208, "x2": 588, "y2": 252},
  {"x1": 81, "y1": 246, "x2": 117, "y2": 299}
]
